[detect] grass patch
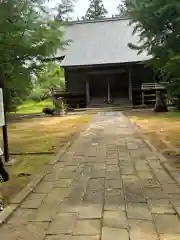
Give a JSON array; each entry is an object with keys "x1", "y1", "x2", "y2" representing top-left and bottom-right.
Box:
[
  {"x1": 0, "y1": 114, "x2": 92, "y2": 204},
  {"x1": 1, "y1": 155, "x2": 50, "y2": 205},
  {"x1": 13, "y1": 99, "x2": 53, "y2": 114},
  {"x1": 126, "y1": 109, "x2": 180, "y2": 170}
]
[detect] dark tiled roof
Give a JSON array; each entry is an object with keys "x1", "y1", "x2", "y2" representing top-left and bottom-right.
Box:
[{"x1": 57, "y1": 18, "x2": 150, "y2": 67}]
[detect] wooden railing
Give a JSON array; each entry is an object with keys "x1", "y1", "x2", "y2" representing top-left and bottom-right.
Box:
[
  {"x1": 141, "y1": 82, "x2": 166, "y2": 90},
  {"x1": 141, "y1": 82, "x2": 167, "y2": 105}
]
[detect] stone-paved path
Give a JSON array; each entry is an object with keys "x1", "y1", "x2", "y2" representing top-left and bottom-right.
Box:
[{"x1": 1, "y1": 112, "x2": 180, "y2": 240}]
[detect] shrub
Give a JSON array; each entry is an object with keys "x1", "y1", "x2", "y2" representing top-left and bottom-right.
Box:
[{"x1": 29, "y1": 88, "x2": 48, "y2": 102}]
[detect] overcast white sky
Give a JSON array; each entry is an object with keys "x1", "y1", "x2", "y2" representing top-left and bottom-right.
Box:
[{"x1": 49, "y1": 0, "x2": 122, "y2": 19}]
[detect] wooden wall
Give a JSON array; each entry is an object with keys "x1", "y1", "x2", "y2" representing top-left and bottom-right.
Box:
[{"x1": 64, "y1": 63, "x2": 155, "y2": 107}]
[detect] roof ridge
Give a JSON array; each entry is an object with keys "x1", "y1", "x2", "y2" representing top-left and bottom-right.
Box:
[{"x1": 71, "y1": 17, "x2": 131, "y2": 25}]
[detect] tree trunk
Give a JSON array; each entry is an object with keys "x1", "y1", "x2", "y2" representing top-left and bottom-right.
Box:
[{"x1": 154, "y1": 91, "x2": 168, "y2": 112}]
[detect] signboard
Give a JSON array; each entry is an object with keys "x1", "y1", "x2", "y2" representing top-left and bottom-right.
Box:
[{"x1": 0, "y1": 88, "x2": 5, "y2": 126}]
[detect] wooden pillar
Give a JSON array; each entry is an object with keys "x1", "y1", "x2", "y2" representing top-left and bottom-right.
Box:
[
  {"x1": 142, "y1": 91, "x2": 145, "y2": 105},
  {"x1": 64, "y1": 69, "x2": 67, "y2": 91},
  {"x1": 86, "y1": 78, "x2": 90, "y2": 106},
  {"x1": 153, "y1": 71, "x2": 156, "y2": 82},
  {"x1": 107, "y1": 78, "x2": 111, "y2": 103},
  {"x1": 128, "y1": 66, "x2": 132, "y2": 101}
]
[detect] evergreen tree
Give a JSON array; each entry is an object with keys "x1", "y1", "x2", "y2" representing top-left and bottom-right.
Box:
[
  {"x1": 56, "y1": 0, "x2": 76, "y2": 21},
  {"x1": 125, "y1": 0, "x2": 180, "y2": 110},
  {"x1": 116, "y1": 3, "x2": 128, "y2": 18},
  {"x1": 83, "y1": 0, "x2": 108, "y2": 20}
]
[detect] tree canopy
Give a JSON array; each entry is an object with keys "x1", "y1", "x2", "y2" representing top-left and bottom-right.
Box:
[
  {"x1": 30, "y1": 62, "x2": 65, "y2": 102},
  {"x1": 125, "y1": 0, "x2": 180, "y2": 106},
  {"x1": 56, "y1": 0, "x2": 76, "y2": 21},
  {"x1": 0, "y1": 0, "x2": 65, "y2": 111},
  {"x1": 36, "y1": 62, "x2": 65, "y2": 91},
  {"x1": 116, "y1": 3, "x2": 128, "y2": 18},
  {"x1": 83, "y1": 0, "x2": 108, "y2": 20}
]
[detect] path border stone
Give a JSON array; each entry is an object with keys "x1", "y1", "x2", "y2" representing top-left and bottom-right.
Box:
[{"x1": 0, "y1": 118, "x2": 93, "y2": 226}]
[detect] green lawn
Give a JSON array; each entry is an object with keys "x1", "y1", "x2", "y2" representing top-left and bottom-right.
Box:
[
  {"x1": 14, "y1": 99, "x2": 54, "y2": 114},
  {"x1": 128, "y1": 110, "x2": 180, "y2": 120},
  {"x1": 126, "y1": 109, "x2": 180, "y2": 157}
]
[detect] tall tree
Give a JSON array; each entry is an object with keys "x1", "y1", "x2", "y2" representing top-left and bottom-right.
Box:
[
  {"x1": 116, "y1": 3, "x2": 128, "y2": 18},
  {"x1": 125, "y1": 0, "x2": 180, "y2": 109},
  {"x1": 83, "y1": 0, "x2": 108, "y2": 20},
  {"x1": 56, "y1": 0, "x2": 76, "y2": 21},
  {"x1": 0, "y1": 0, "x2": 65, "y2": 111}
]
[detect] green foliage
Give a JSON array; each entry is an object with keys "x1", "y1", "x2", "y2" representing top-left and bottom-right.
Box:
[
  {"x1": 0, "y1": 0, "x2": 65, "y2": 112},
  {"x1": 29, "y1": 87, "x2": 47, "y2": 102},
  {"x1": 30, "y1": 62, "x2": 65, "y2": 102},
  {"x1": 56, "y1": 0, "x2": 76, "y2": 21},
  {"x1": 125, "y1": 0, "x2": 180, "y2": 107},
  {"x1": 36, "y1": 62, "x2": 65, "y2": 90},
  {"x1": 116, "y1": 3, "x2": 128, "y2": 18},
  {"x1": 83, "y1": 0, "x2": 108, "y2": 20}
]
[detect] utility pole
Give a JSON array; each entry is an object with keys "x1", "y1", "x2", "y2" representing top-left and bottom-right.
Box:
[{"x1": 0, "y1": 78, "x2": 9, "y2": 162}]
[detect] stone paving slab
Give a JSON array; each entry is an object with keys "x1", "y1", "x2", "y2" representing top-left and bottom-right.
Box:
[
  {"x1": 126, "y1": 202, "x2": 152, "y2": 220},
  {"x1": 102, "y1": 227, "x2": 129, "y2": 240},
  {"x1": 73, "y1": 219, "x2": 101, "y2": 235},
  {"x1": 153, "y1": 214, "x2": 180, "y2": 233},
  {"x1": 48, "y1": 213, "x2": 77, "y2": 234},
  {"x1": 129, "y1": 219, "x2": 158, "y2": 240},
  {"x1": 147, "y1": 199, "x2": 176, "y2": 214},
  {"x1": 78, "y1": 204, "x2": 103, "y2": 219},
  {"x1": 159, "y1": 234, "x2": 180, "y2": 240},
  {"x1": 1, "y1": 111, "x2": 180, "y2": 239}
]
